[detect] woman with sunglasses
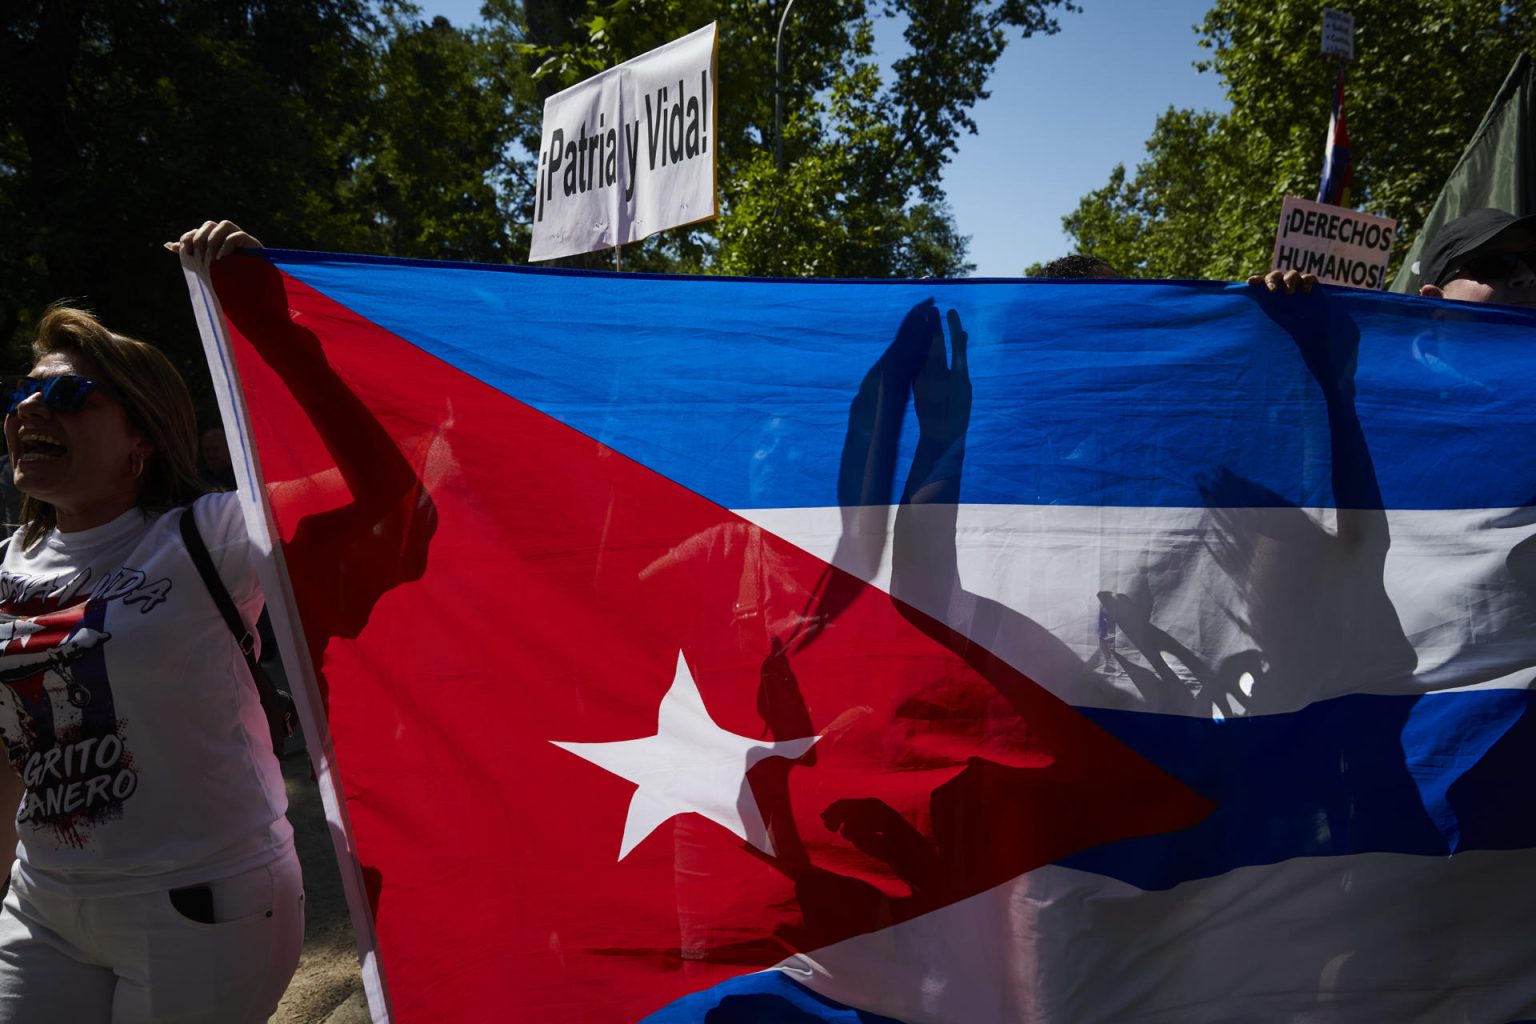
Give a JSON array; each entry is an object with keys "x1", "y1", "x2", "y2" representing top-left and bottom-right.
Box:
[{"x1": 0, "y1": 223, "x2": 303, "y2": 1022}]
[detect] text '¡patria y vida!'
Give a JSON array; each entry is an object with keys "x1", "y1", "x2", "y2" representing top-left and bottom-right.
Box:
[{"x1": 536, "y1": 70, "x2": 711, "y2": 219}]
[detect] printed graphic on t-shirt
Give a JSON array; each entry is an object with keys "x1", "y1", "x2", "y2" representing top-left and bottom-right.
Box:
[{"x1": 0, "y1": 563, "x2": 171, "y2": 848}]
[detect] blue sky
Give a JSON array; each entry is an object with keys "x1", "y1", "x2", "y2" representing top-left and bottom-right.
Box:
[{"x1": 414, "y1": 0, "x2": 1233, "y2": 276}]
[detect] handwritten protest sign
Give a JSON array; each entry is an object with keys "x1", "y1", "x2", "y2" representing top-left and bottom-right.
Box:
[
  {"x1": 1270, "y1": 196, "x2": 1396, "y2": 289},
  {"x1": 530, "y1": 23, "x2": 718, "y2": 262}
]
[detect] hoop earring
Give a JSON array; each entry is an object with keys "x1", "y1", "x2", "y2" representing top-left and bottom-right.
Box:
[{"x1": 130, "y1": 452, "x2": 145, "y2": 479}]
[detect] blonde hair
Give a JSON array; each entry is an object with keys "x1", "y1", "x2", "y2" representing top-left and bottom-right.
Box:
[{"x1": 18, "y1": 304, "x2": 206, "y2": 547}]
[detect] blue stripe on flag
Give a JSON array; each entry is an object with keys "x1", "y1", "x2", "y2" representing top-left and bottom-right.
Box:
[
  {"x1": 1062, "y1": 688, "x2": 1536, "y2": 889},
  {"x1": 266, "y1": 251, "x2": 1536, "y2": 513}
]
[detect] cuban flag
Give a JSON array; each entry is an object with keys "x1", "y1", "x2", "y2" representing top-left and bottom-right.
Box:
[
  {"x1": 1317, "y1": 68, "x2": 1353, "y2": 208},
  {"x1": 185, "y1": 253, "x2": 1536, "y2": 1023}
]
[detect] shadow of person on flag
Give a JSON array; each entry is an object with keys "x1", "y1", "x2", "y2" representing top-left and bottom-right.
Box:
[
  {"x1": 877, "y1": 299, "x2": 1158, "y2": 707},
  {"x1": 1508, "y1": 527, "x2": 1536, "y2": 595},
  {"x1": 788, "y1": 285, "x2": 1531, "y2": 1018},
  {"x1": 719, "y1": 299, "x2": 1213, "y2": 947},
  {"x1": 625, "y1": 294, "x2": 1211, "y2": 985},
  {"x1": 1210, "y1": 290, "x2": 1419, "y2": 709},
  {"x1": 1052, "y1": 293, "x2": 1536, "y2": 947},
  {"x1": 806, "y1": 289, "x2": 1479, "y2": 949},
  {"x1": 209, "y1": 254, "x2": 439, "y2": 713},
  {"x1": 1497, "y1": 493, "x2": 1536, "y2": 602}
]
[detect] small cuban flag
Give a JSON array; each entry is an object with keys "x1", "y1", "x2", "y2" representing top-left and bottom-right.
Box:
[{"x1": 1317, "y1": 67, "x2": 1352, "y2": 207}]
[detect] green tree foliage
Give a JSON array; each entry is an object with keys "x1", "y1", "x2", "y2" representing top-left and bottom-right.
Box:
[
  {"x1": 0, "y1": 0, "x2": 519, "y2": 369},
  {"x1": 0, "y1": 0, "x2": 1077, "y2": 378},
  {"x1": 353, "y1": 10, "x2": 530, "y2": 262},
  {"x1": 503, "y1": 0, "x2": 1075, "y2": 276},
  {"x1": 3, "y1": 0, "x2": 366, "y2": 354},
  {"x1": 1065, "y1": 1, "x2": 1536, "y2": 281},
  {"x1": 714, "y1": 23, "x2": 972, "y2": 277}
]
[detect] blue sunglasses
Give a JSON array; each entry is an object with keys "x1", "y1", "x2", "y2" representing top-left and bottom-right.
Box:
[{"x1": 4, "y1": 375, "x2": 104, "y2": 415}]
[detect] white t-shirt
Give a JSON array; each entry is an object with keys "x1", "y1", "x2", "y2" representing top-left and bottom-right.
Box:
[{"x1": 0, "y1": 492, "x2": 291, "y2": 896}]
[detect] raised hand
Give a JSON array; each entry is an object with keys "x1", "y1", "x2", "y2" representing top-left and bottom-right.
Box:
[
  {"x1": 166, "y1": 220, "x2": 264, "y2": 274},
  {"x1": 1247, "y1": 269, "x2": 1317, "y2": 295}
]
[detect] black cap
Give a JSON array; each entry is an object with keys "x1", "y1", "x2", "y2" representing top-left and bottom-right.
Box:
[{"x1": 1415, "y1": 208, "x2": 1536, "y2": 287}]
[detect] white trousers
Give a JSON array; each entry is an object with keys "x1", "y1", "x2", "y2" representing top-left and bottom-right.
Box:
[{"x1": 0, "y1": 847, "x2": 304, "y2": 1023}]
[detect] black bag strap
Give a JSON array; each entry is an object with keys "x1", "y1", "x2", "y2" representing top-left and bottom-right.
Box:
[
  {"x1": 179, "y1": 508, "x2": 256, "y2": 658},
  {"x1": 178, "y1": 506, "x2": 295, "y2": 754}
]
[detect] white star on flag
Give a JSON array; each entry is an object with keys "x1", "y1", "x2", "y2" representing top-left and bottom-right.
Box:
[
  {"x1": 552, "y1": 651, "x2": 821, "y2": 861},
  {"x1": 0, "y1": 620, "x2": 43, "y2": 649}
]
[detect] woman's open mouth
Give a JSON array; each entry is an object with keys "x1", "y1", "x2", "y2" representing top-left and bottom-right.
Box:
[{"x1": 18, "y1": 433, "x2": 67, "y2": 462}]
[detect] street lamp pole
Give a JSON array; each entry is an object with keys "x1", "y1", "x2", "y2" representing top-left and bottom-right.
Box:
[{"x1": 775, "y1": 0, "x2": 796, "y2": 174}]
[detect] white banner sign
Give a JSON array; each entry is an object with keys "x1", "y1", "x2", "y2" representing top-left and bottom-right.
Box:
[
  {"x1": 1270, "y1": 196, "x2": 1396, "y2": 289},
  {"x1": 530, "y1": 23, "x2": 718, "y2": 262},
  {"x1": 1321, "y1": 8, "x2": 1354, "y2": 61}
]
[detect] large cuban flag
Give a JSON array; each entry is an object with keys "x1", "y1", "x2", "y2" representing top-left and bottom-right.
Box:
[{"x1": 185, "y1": 252, "x2": 1536, "y2": 1024}]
